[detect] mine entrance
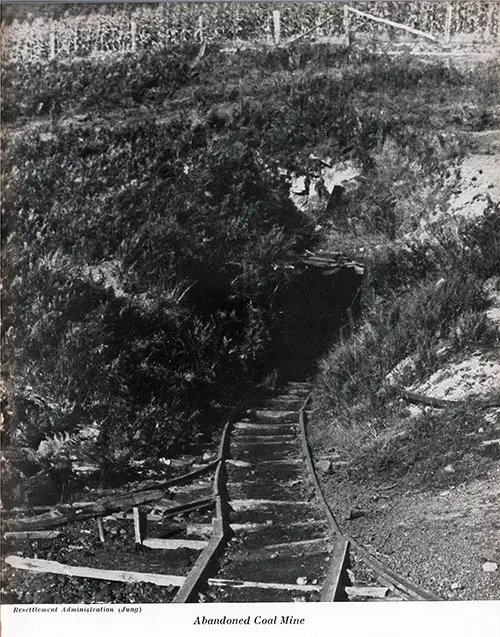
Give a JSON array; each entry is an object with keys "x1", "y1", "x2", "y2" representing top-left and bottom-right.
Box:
[{"x1": 273, "y1": 253, "x2": 364, "y2": 382}]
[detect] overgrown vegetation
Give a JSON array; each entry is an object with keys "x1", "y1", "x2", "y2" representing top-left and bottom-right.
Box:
[
  {"x1": 310, "y1": 122, "x2": 500, "y2": 489},
  {"x1": 2, "y1": 41, "x2": 499, "y2": 492}
]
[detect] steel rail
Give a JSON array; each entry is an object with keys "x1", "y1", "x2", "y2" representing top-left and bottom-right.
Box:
[
  {"x1": 298, "y1": 392, "x2": 442, "y2": 602},
  {"x1": 173, "y1": 412, "x2": 234, "y2": 602}
]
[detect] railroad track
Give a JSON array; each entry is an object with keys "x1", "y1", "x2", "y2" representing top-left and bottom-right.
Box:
[
  {"x1": 3, "y1": 382, "x2": 441, "y2": 603},
  {"x1": 182, "y1": 381, "x2": 440, "y2": 603}
]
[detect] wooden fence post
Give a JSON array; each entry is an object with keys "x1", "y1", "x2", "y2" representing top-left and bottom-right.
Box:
[
  {"x1": 133, "y1": 507, "x2": 147, "y2": 544},
  {"x1": 96, "y1": 517, "x2": 105, "y2": 543},
  {"x1": 131, "y1": 19, "x2": 137, "y2": 52},
  {"x1": 198, "y1": 15, "x2": 204, "y2": 43},
  {"x1": 49, "y1": 29, "x2": 56, "y2": 60},
  {"x1": 444, "y1": 3, "x2": 453, "y2": 44},
  {"x1": 497, "y1": 4, "x2": 500, "y2": 44},
  {"x1": 273, "y1": 10, "x2": 281, "y2": 46},
  {"x1": 343, "y1": 5, "x2": 351, "y2": 45}
]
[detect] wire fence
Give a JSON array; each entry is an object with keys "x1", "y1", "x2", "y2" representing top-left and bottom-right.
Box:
[{"x1": 2, "y1": 1, "x2": 499, "y2": 62}]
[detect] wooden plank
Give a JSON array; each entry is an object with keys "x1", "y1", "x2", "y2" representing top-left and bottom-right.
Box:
[
  {"x1": 258, "y1": 458, "x2": 302, "y2": 466},
  {"x1": 3, "y1": 531, "x2": 61, "y2": 541},
  {"x1": 2, "y1": 506, "x2": 53, "y2": 517},
  {"x1": 5, "y1": 555, "x2": 321, "y2": 593},
  {"x1": 96, "y1": 517, "x2": 105, "y2": 543},
  {"x1": 227, "y1": 458, "x2": 301, "y2": 468},
  {"x1": 232, "y1": 435, "x2": 296, "y2": 443},
  {"x1": 234, "y1": 422, "x2": 297, "y2": 432},
  {"x1": 321, "y1": 538, "x2": 350, "y2": 602},
  {"x1": 6, "y1": 489, "x2": 165, "y2": 532},
  {"x1": 265, "y1": 538, "x2": 329, "y2": 552},
  {"x1": 232, "y1": 538, "x2": 329, "y2": 561},
  {"x1": 123, "y1": 513, "x2": 185, "y2": 528},
  {"x1": 346, "y1": 6, "x2": 438, "y2": 43},
  {"x1": 168, "y1": 482, "x2": 212, "y2": 493},
  {"x1": 226, "y1": 459, "x2": 253, "y2": 468},
  {"x1": 481, "y1": 439, "x2": 500, "y2": 447},
  {"x1": 157, "y1": 496, "x2": 215, "y2": 520},
  {"x1": 111, "y1": 459, "x2": 218, "y2": 494},
  {"x1": 229, "y1": 499, "x2": 319, "y2": 511},
  {"x1": 142, "y1": 538, "x2": 208, "y2": 550},
  {"x1": 346, "y1": 586, "x2": 390, "y2": 599},
  {"x1": 189, "y1": 520, "x2": 323, "y2": 537},
  {"x1": 5, "y1": 555, "x2": 185, "y2": 588},
  {"x1": 208, "y1": 578, "x2": 321, "y2": 592},
  {"x1": 264, "y1": 399, "x2": 302, "y2": 409},
  {"x1": 246, "y1": 410, "x2": 297, "y2": 423},
  {"x1": 133, "y1": 507, "x2": 147, "y2": 544}
]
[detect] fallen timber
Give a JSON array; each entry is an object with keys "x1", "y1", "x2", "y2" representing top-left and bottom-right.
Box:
[
  {"x1": 389, "y1": 384, "x2": 500, "y2": 409},
  {"x1": 5, "y1": 556, "x2": 322, "y2": 594},
  {"x1": 5, "y1": 489, "x2": 165, "y2": 532},
  {"x1": 4, "y1": 460, "x2": 219, "y2": 532}
]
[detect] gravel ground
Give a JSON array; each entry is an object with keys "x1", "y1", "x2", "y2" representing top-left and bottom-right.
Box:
[
  {"x1": 320, "y1": 463, "x2": 500, "y2": 601},
  {"x1": 1, "y1": 514, "x2": 202, "y2": 604}
]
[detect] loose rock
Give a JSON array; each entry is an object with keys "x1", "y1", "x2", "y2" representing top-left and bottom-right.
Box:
[
  {"x1": 482, "y1": 562, "x2": 498, "y2": 573},
  {"x1": 316, "y1": 459, "x2": 332, "y2": 474}
]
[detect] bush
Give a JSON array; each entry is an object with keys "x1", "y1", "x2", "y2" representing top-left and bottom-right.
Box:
[{"x1": 2, "y1": 129, "x2": 314, "y2": 479}]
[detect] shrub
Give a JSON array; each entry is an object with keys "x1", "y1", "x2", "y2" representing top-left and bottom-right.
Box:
[{"x1": 2, "y1": 128, "x2": 314, "y2": 479}]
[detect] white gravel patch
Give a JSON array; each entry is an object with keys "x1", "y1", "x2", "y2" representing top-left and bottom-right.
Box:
[{"x1": 411, "y1": 355, "x2": 500, "y2": 401}]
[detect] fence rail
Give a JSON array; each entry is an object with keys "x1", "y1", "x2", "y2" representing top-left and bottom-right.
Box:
[{"x1": 2, "y1": 1, "x2": 499, "y2": 62}]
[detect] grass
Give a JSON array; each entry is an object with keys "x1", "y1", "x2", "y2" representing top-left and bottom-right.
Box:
[{"x1": 320, "y1": 404, "x2": 500, "y2": 489}]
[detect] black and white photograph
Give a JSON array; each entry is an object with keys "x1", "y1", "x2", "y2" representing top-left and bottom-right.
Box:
[{"x1": 1, "y1": 0, "x2": 499, "y2": 628}]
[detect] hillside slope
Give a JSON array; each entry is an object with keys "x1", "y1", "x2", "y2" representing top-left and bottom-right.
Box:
[{"x1": 310, "y1": 89, "x2": 500, "y2": 600}]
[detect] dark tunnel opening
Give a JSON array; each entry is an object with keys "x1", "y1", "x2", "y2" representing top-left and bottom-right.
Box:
[{"x1": 272, "y1": 259, "x2": 364, "y2": 383}]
